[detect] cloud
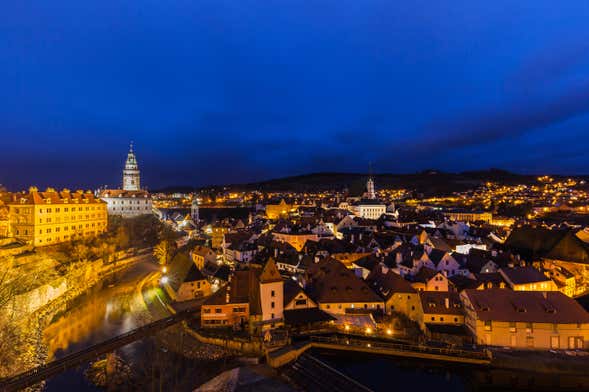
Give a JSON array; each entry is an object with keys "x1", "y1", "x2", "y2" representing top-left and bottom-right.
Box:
[{"x1": 412, "y1": 82, "x2": 589, "y2": 152}]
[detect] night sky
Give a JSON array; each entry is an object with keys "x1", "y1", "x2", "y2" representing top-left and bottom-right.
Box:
[{"x1": 2, "y1": 1, "x2": 589, "y2": 190}]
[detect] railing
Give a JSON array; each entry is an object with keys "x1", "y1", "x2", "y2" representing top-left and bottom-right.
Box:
[
  {"x1": 0, "y1": 308, "x2": 197, "y2": 392},
  {"x1": 309, "y1": 335, "x2": 491, "y2": 361}
]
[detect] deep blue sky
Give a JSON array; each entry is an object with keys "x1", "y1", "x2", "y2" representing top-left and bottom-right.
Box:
[{"x1": 2, "y1": 1, "x2": 589, "y2": 190}]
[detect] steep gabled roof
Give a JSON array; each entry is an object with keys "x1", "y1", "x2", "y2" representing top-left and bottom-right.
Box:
[
  {"x1": 366, "y1": 266, "x2": 416, "y2": 299},
  {"x1": 306, "y1": 258, "x2": 383, "y2": 304},
  {"x1": 259, "y1": 257, "x2": 283, "y2": 283},
  {"x1": 504, "y1": 226, "x2": 589, "y2": 264}
]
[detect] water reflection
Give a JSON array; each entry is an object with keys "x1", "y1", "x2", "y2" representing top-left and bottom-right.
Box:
[{"x1": 43, "y1": 264, "x2": 155, "y2": 360}]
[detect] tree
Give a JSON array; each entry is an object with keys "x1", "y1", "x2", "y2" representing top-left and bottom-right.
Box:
[
  {"x1": 153, "y1": 240, "x2": 174, "y2": 266},
  {"x1": 72, "y1": 242, "x2": 90, "y2": 263},
  {"x1": 115, "y1": 226, "x2": 130, "y2": 250}
]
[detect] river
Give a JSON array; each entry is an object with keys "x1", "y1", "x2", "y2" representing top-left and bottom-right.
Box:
[
  {"x1": 312, "y1": 348, "x2": 589, "y2": 391},
  {"x1": 39, "y1": 259, "x2": 233, "y2": 391}
]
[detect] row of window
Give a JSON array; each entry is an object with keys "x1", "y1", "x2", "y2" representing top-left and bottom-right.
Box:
[
  {"x1": 203, "y1": 306, "x2": 247, "y2": 314},
  {"x1": 430, "y1": 316, "x2": 460, "y2": 323},
  {"x1": 108, "y1": 200, "x2": 150, "y2": 205},
  {"x1": 484, "y1": 321, "x2": 583, "y2": 332},
  {"x1": 39, "y1": 214, "x2": 105, "y2": 223},
  {"x1": 37, "y1": 206, "x2": 104, "y2": 213},
  {"x1": 42, "y1": 222, "x2": 102, "y2": 233},
  {"x1": 37, "y1": 230, "x2": 101, "y2": 244},
  {"x1": 324, "y1": 303, "x2": 381, "y2": 310}
]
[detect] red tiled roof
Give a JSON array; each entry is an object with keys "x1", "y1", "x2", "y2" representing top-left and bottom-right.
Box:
[{"x1": 463, "y1": 289, "x2": 589, "y2": 323}]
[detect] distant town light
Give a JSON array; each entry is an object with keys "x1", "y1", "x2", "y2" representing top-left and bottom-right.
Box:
[
  {"x1": 160, "y1": 275, "x2": 169, "y2": 285},
  {"x1": 365, "y1": 327, "x2": 372, "y2": 334},
  {"x1": 162, "y1": 266, "x2": 168, "y2": 274},
  {"x1": 386, "y1": 329, "x2": 393, "y2": 335}
]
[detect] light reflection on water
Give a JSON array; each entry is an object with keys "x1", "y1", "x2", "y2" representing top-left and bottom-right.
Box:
[{"x1": 42, "y1": 264, "x2": 155, "y2": 361}]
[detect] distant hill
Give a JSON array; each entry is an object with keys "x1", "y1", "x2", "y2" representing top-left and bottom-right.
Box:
[
  {"x1": 217, "y1": 169, "x2": 538, "y2": 196},
  {"x1": 158, "y1": 169, "x2": 581, "y2": 197}
]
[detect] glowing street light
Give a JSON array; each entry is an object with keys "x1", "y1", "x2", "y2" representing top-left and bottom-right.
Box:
[
  {"x1": 162, "y1": 266, "x2": 168, "y2": 274},
  {"x1": 160, "y1": 275, "x2": 169, "y2": 285}
]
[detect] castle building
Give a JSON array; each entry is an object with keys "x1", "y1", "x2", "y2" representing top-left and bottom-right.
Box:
[
  {"x1": 98, "y1": 144, "x2": 153, "y2": 217},
  {"x1": 7, "y1": 187, "x2": 108, "y2": 247}
]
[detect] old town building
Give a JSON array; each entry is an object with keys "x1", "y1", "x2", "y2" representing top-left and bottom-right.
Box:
[
  {"x1": 461, "y1": 289, "x2": 589, "y2": 349},
  {"x1": 7, "y1": 187, "x2": 107, "y2": 246}
]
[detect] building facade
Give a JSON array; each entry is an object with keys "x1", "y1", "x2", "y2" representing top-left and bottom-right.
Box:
[
  {"x1": 99, "y1": 190, "x2": 152, "y2": 217},
  {"x1": 99, "y1": 144, "x2": 153, "y2": 217},
  {"x1": 461, "y1": 289, "x2": 589, "y2": 349},
  {"x1": 7, "y1": 187, "x2": 107, "y2": 247}
]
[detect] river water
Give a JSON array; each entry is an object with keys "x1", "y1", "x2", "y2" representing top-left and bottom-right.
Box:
[
  {"x1": 312, "y1": 347, "x2": 589, "y2": 391},
  {"x1": 39, "y1": 260, "x2": 232, "y2": 391}
]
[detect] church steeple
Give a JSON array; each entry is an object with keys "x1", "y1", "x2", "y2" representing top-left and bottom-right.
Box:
[
  {"x1": 123, "y1": 142, "x2": 140, "y2": 191},
  {"x1": 366, "y1": 162, "x2": 376, "y2": 199}
]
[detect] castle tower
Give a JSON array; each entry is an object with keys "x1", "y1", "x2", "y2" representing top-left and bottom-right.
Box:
[{"x1": 122, "y1": 142, "x2": 141, "y2": 191}]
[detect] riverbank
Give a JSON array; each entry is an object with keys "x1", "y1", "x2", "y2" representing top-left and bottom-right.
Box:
[
  {"x1": 0, "y1": 251, "x2": 149, "y2": 379},
  {"x1": 491, "y1": 348, "x2": 589, "y2": 375}
]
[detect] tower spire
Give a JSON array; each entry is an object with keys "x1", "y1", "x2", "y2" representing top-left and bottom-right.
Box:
[
  {"x1": 129, "y1": 140, "x2": 134, "y2": 153},
  {"x1": 366, "y1": 162, "x2": 376, "y2": 199}
]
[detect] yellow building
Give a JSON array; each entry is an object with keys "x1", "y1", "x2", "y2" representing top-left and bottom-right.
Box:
[
  {"x1": 210, "y1": 225, "x2": 230, "y2": 249},
  {"x1": 191, "y1": 245, "x2": 217, "y2": 269},
  {"x1": 443, "y1": 211, "x2": 492, "y2": 223},
  {"x1": 272, "y1": 231, "x2": 318, "y2": 252},
  {"x1": 265, "y1": 199, "x2": 296, "y2": 220},
  {"x1": 0, "y1": 200, "x2": 8, "y2": 238},
  {"x1": 332, "y1": 252, "x2": 372, "y2": 268},
  {"x1": 7, "y1": 187, "x2": 108, "y2": 247},
  {"x1": 461, "y1": 289, "x2": 589, "y2": 349}
]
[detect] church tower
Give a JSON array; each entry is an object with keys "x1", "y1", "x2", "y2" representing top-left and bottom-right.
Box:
[
  {"x1": 366, "y1": 177, "x2": 376, "y2": 199},
  {"x1": 366, "y1": 162, "x2": 376, "y2": 199},
  {"x1": 122, "y1": 142, "x2": 141, "y2": 191}
]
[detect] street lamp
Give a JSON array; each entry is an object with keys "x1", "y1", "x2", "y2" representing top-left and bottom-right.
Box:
[{"x1": 160, "y1": 275, "x2": 169, "y2": 285}]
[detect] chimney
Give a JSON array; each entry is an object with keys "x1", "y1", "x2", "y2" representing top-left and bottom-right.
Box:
[{"x1": 445, "y1": 297, "x2": 450, "y2": 309}]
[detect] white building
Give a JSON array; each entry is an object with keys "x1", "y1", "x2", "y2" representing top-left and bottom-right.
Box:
[
  {"x1": 99, "y1": 144, "x2": 153, "y2": 217},
  {"x1": 352, "y1": 201, "x2": 387, "y2": 220},
  {"x1": 350, "y1": 176, "x2": 386, "y2": 219}
]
